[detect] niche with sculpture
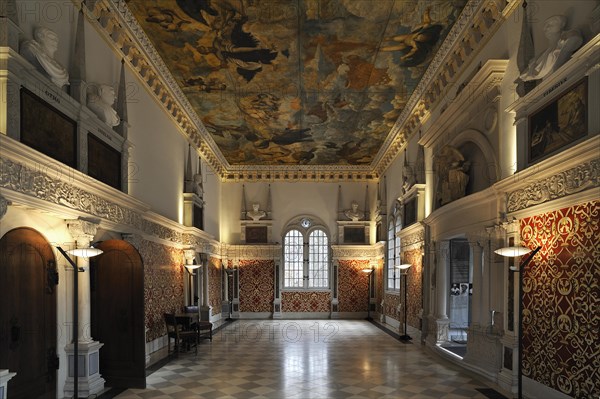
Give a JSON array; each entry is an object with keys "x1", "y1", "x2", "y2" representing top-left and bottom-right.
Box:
[{"x1": 433, "y1": 145, "x2": 471, "y2": 208}]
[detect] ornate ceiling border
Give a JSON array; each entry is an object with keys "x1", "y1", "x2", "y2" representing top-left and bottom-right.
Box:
[
  {"x1": 85, "y1": 0, "x2": 513, "y2": 182},
  {"x1": 374, "y1": 0, "x2": 516, "y2": 176}
]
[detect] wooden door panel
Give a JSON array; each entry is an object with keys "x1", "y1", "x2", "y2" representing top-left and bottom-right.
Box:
[
  {"x1": 0, "y1": 228, "x2": 57, "y2": 399},
  {"x1": 91, "y1": 240, "x2": 145, "y2": 388}
]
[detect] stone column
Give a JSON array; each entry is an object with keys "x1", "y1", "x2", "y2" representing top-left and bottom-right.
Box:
[
  {"x1": 64, "y1": 219, "x2": 105, "y2": 398},
  {"x1": 468, "y1": 236, "x2": 483, "y2": 326},
  {"x1": 430, "y1": 240, "x2": 450, "y2": 345},
  {"x1": 66, "y1": 219, "x2": 99, "y2": 342}
]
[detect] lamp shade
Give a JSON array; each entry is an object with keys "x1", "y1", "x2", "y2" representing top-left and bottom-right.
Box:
[
  {"x1": 361, "y1": 268, "x2": 374, "y2": 274},
  {"x1": 494, "y1": 246, "x2": 532, "y2": 257},
  {"x1": 67, "y1": 247, "x2": 103, "y2": 258},
  {"x1": 184, "y1": 264, "x2": 201, "y2": 271},
  {"x1": 395, "y1": 263, "x2": 412, "y2": 270}
]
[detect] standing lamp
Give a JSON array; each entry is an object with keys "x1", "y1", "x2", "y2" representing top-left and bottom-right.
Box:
[
  {"x1": 225, "y1": 268, "x2": 234, "y2": 321},
  {"x1": 495, "y1": 245, "x2": 541, "y2": 399},
  {"x1": 56, "y1": 246, "x2": 103, "y2": 399},
  {"x1": 361, "y1": 268, "x2": 374, "y2": 320},
  {"x1": 184, "y1": 263, "x2": 200, "y2": 306},
  {"x1": 396, "y1": 263, "x2": 412, "y2": 341}
]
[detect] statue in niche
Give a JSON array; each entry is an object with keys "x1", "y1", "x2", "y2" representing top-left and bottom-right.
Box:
[
  {"x1": 247, "y1": 203, "x2": 266, "y2": 221},
  {"x1": 372, "y1": 199, "x2": 381, "y2": 221},
  {"x1": 344, "y1": 201, "x2": 364, "y2": 221},
  {"x1": 20, "y1": 26, "x2": 69, "y2": 88},
  {"x1": 434, "y1": 146, "x2": 470, "y2": 206},
  {"x1": 87, "y1": 84, "x2": 120, "y2": 127},
  {"x1": 402, "y1": 164, "x2": 416, "y2": 195},
  {"x1": 519, "y1": 15, "x2": 583, "y2": 82}
]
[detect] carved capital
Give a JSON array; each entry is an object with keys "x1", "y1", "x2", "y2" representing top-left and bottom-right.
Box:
[
  {"x1": 66, "y1": 219, "x2": 99, "y2": 246},
  {"x1": 0, "y1": 194, "x2": 11, "y2": 220},
  {"x1": 183, "y1": 249, "x2": 196, "y2": 264}
]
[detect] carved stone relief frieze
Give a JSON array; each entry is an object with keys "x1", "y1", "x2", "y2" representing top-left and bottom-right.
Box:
[
  {"x1": 0, "y1": 194, "x2": 10, "y2": 220},
  {"x1": 507, "y1": 159, "x2": 600, "y2": 213}
]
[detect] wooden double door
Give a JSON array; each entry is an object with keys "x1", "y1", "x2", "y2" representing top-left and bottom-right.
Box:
[{"x1": 0, "y1": 228, "x2": 58, "y2": 399}]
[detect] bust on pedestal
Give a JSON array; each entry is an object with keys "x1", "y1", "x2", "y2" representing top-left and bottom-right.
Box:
[
  {"x1": 87, "y1": 84, "x2": 120, "y2": 127},
  {"x1": 20, "y1": 26, "x2": 69, "y2": 88}
]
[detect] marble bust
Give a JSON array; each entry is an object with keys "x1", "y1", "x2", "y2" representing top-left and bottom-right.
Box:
[
  {"x1": 520, "y1": 15, "x2": 583, "y2": 81},
  {"x1": 344, "y1": 201, "x2": 363, "y2": 221},
  {"x1": 20, "y1": 26, "x2": 69, "y2": 87},
  {"x1": 192, "y1": 173, "x2": 204, "y2": 197},
  {"x1": 247, "y1": 203, "x2": 266, "y2": 221},
  {"x1": 87, "y1": 84, "x2": 120, "y2": 127}
]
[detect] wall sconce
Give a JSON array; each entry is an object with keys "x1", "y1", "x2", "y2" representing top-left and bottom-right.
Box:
[
  {"x1": 495, "y1": 244, "x2": 541, "y2": 399},
  {"x1": 396, "y1": 263, "x2": 412, "y2": 341},
  {"x1": 56, "y1": 245, "x2": 103, "y2": 399}
]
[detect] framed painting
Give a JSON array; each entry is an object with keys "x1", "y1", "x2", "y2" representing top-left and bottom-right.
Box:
[
  {"x1": 245, "y1": 226, "x2": 267, "y2": 243},
  {"x1": 20, "y1": 88, "x2": 77, "y2": 168},
  {"x1": 87, "y1": 133, "x2": 121, "y2": 190},
  {"x1": 528, "y1": 78, "x2": 587, "y2": 164}
]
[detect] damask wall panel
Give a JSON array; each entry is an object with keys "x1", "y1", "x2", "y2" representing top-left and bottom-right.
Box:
[
  {"x1": 405, "y1": 249, "x2": 423, "y2": 329},
  {"x1": 137, "y1": 239, "x2": 184, "y2": 342},
  {"x1": 282, "y1": 291, "x2": 331, "y2": 312},
  {"x1": 376, "y1": 258, "x2": 384, "y2": 315},
  {"x1": 239, "y1": 259, "x2": 274, "y2": 313},
  {"x1": 338, "y1": 259, "x2": 370, "y2": 312},
  {"x1": 520, "y1": 200, "x2": 599, "y2": 398},
  {"x1": 208, "y1": 257, "x2": 222, "y2": 316},
  {"x1": 384, "y1": 292, "x2": 400, "y2": 320}
]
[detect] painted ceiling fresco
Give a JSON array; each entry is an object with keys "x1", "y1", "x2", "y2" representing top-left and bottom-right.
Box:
[{"x1": 127, "y1": 0, "x2": 467, "y2": 166}]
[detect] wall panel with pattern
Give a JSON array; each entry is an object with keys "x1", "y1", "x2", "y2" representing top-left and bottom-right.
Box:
[
  {"x1": 520, "y1": 200, "x2": 599, "y2": 398},
  {"x1": 239, "y1": 259, "x2": 274, "y2": 312},
  {"x1": 208, "y1": 257, "x2": 222, "y2": 316},
  {"x1": 405, "y1": 248, "x2": 423, "y2": 329},
  {"x1": 282, "y1": 291, "x2": 331, "y2": 312},
  {"x1": 338, "y1": 259, "x2": 370, "y2": 312}
]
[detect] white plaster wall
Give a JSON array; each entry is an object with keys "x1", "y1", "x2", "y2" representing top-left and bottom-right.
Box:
[
  {"x1": 0, "y1": 207, "x2": 78, "y2": 399},
  {"x1": 220, "y1": 181, "x2": 377, "y2": 244}
]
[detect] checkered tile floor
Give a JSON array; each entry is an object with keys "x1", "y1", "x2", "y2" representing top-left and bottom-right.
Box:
[{"x1": 115, "y1": 320, "x2": 500, "y2": 398}]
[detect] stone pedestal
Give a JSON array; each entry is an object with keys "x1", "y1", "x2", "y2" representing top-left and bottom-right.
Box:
[
  {"x1": 0, "y1": 369, "x2": 17, "y2": 399},
  {"x1": 64, "y1": 341, "x2": 105, "y2": 398}
]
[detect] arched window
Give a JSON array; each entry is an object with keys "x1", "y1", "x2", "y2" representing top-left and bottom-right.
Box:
[
  {"x1": 386, "y1": 203, "x2": 401, "y2": 291},
  {"x1": 283, "y1": 217, "x2": 330, "y2": 289}
]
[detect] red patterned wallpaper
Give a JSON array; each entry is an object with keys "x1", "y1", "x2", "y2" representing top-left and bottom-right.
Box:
[
  {"x1": 520, "y1": 200, "x2": 599, "y2": 398},
  {"x1": 338, "y1": 259, "x2": 370, "y2": 312},
  {"x1": 239, "y1": 259, "x2": 274, "y2": 312},
  {"x1": 405, "y1": 249, "x2": 423, "y2": 329},
  {"x1": 138, "y1": 240, "x2": 184, "y2": 342},
  {"x1": 282, "y1": 291, "x2": 331, "y2": 312},
  {"x1": 208, "y1": 257, "x2": 222, "y2": 316},
  {"x1": 383, "y1": 292, "x2": 400, "y2": 319},
  {"x1": 375, "y1": 258, "x2": 384, "y2": 315}
]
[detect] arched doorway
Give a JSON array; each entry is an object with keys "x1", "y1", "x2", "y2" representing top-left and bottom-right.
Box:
[
  {"x1": 0, "y1": 227, "x2": 58, "y2": 399},
  {"x1": 90, "y1": 240, "x2": 145, "y2": 388}
]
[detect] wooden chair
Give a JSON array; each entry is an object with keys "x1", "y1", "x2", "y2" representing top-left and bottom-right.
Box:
[
  {"x1": 183, "y1": 306, "x2": 213, "y2": 342},
  {"x1": 164, "y1": 313, "x2": 198, "y2": 355}
]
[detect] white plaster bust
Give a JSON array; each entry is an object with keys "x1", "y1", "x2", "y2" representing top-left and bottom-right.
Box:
[
  {"x1": 247, "y1": 203, "x2": 266, "y2": 221},
  {"x1": 193, "y1": 173, "x2": 204, "y2": 197},
  {"x1": 87, "y1": 84, "x2": 120, "y2": 127},
  {"x1": 520, "y1": 15, "x2": 583, "y2": 81},
  {"x1": 344, "y1": 201, "x2": 363, "y2": 221},
  {"x1": 20, "y1": 26, "x2": 69, "y2": 87}
]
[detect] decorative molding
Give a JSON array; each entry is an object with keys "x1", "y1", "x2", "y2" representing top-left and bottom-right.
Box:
[
  {"x1": 375, "y1": 0, "x2": 515, "y2": 175},
  {"x1": 506, "y1": 159, "x2": 600, "y2": 213},
  {"x1": 224, "y1": 244, "x2": 281, "y2": 261},
  {"x1": 398, "y1": 223, "x2": 425, "y2": 251},
  {"x1": 331, "y1": 243, "x2": 385, "y2": 260}
]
